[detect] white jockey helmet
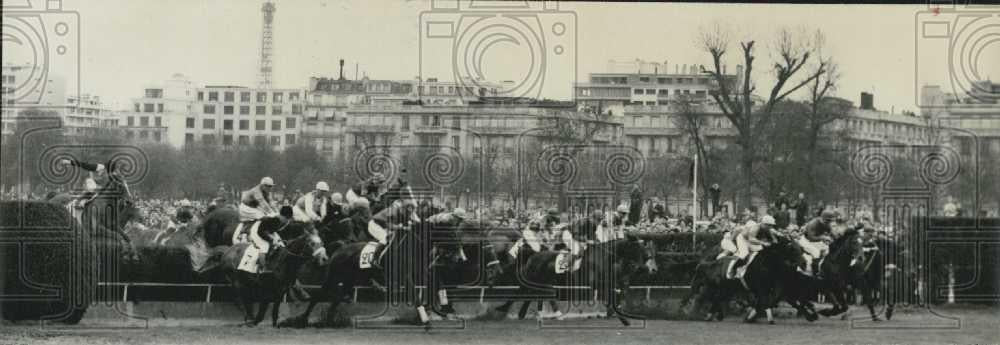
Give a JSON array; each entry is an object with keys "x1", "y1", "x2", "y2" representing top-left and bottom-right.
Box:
[
  {"x1": 261, "y1": 177, "x2": 275, "y2": 186},
  {"x1": 178, "y1": 199, "x2": 192, "y2": 207},
  {"x1": 760, "y1": 215, "x2": 776, "y2": 226},
  {"x1": 617, "y1": 204, "x2": 629, "y2": 214},
  {"x1": 316, "y1": 181, "x2": 330, "y2": 191},
  {"x1": 84, "y1": 178, "x2": 98, "y2": 191}
]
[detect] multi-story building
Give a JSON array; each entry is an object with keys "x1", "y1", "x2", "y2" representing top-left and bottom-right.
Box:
[
  {"x1": 119, "y1": 74, "x2": 306, "y2": 149},
  {"x1": 2, "y1": 64, "x2": 116, "y2": 139}
]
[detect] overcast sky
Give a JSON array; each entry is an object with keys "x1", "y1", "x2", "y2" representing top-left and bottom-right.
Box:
[{"x1": 6, "y1": 0, "x2": 998, "y2": 113}]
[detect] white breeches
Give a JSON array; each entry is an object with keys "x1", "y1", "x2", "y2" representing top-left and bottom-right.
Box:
[{"x1": 368, "y1": 221, "x2": 388, "y2": 244}]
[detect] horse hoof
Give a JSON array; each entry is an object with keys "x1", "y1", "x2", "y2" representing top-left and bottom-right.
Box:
[
  {"x1": 872, "y1": 317, "x2": 882, "y2": 322},
  {"x1": 619, "y1": 317, "x2": 630, "y2": 326},
  {"x1": 817, "y1": 308, "x2": 835, "y2": 317},
  {"x1": 806, "y1": 313, "x2": 818, "y2": 322},
  {"x1": 768, "y1": 320, "x2": 775, "y2": 325},
  {"x1": 703, "y1": 314, "x2": 714, "y2": 322},
  {"x1": 885, "y1": 309, "x2": 894, "y2": 320},
  {"x1": 423, "y1": 322, "x2": 431, "y2": 332},
  {"x1": 715, "y1": 313, "x2": 724, "y2": 321}
]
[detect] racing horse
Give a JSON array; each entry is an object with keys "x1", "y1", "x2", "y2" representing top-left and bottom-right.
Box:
[
  {"x1": 217, "y1": 219, "x2": 328, "y2": 327},
  {"x1": 816, "y1": 228, "x2": 865, "y2": 318},
  {"x1": 688, "y1": 235, "x2": 818, "y2": 324},
  {"x1": 836, "y1": 232, "x2": 900, "y2": 321},
  {"x1": 507, "y1": 235, "x2": 658, "y2": 326}
]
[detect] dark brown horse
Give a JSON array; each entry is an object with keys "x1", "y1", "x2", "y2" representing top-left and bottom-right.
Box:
[{"x1": 217, "y1": 219, "x2": 328, "y2": 327}]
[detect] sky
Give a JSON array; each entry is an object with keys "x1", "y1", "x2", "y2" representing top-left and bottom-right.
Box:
[{"x1": 4, "y1": 0, "x2": 998, "y2": 113}]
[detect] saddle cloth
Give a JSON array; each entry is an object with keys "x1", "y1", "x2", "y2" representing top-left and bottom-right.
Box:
[
  {"x1": 238, "y1": 244, "x2": 262, "y2": 273},
  {"x1": 360, "y1": 242, "x2": 379, "y2": 269},
  {"x1": 554, "y1": 252, "x2": 582, "y2": 274}
]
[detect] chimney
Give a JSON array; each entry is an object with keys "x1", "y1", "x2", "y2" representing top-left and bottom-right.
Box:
[
  {"x1": 675, "y1": 64, "x2": 679, "y2": 74},
  {"x1": 723, "y1": 64, "x2": 727, "y2": 74},
  {"x1": 682, "y1": 64, "x2": 687, "y2": 75},
  {"x1": 860, "y1": 92, "x2": 874, "y2": 110},
  {"x1": 338, "y1": 59, "x2": 345, "y2": 80}
]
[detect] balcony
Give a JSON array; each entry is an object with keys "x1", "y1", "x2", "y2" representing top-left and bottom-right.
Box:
[
  {"x1": 624, "y1": 127, "x2": 680, "y2": 136},
  {"x1": 413, "y1": 125, "x2": 448, "y2": 134},
  {"x1": 345, "y1": 124, "x2": 394, "y2": 133},
  {"x1": 467, "y1": 126, "x2": 522, "y2": 135}
]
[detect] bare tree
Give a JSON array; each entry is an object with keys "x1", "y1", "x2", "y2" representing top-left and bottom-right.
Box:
[{"x1": 698, "y1": 24, "x2": 831, "y2": 206}]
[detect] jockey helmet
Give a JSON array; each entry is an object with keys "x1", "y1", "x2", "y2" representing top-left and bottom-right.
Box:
[
  {"x1": 452, "y1": 208, "x2": 467, "y2": 219},
  {"x1": 330, "y1": 192, "x2": 344, "y2": 204},
  {"x1": 350, "y1": 198, "x2": 370, "y2": 211},
  {"x1": 316, "y1": 181, "x2": 330, "y2": 191},
  {"x1": 547, "y1": 208, "x2": 559, "y2": 216},
  {"x1": 821, "y1": 209, "x2": 837, "y2": 221},
  {"x1": 760, "y1": 215, "x2": 776, "y2": 226},
  {"x1": 178, "y1": 199, "x2": 192, "y2": 207},
  {"x1": 84, "y1": 178, "x2": 98, "y2": 191},
  {"x1": 261, "y1": 177, "x2": 275, "y2": 186},
  {"x1": 616, "y1": 204, "x2": 629, "y2": 214},
  {"x1": 95, "y1": 164, "x2": 106, "y2": 173}
]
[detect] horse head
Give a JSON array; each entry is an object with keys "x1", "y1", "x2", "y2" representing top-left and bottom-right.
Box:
[
  {"x1": 278, "y1": 222, "x2": 330, "y2": 267},
  {"x1": 617, "y1": 234, "x2": 659, "y2": 275}
]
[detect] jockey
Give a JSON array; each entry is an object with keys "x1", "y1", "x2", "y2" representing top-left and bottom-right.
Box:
[
  {"x1": 293, "y1": 182, "x2": 330, "y2": 223},
  {"x1": 426, "y1": 208, "x2": 468, "y2": 262},
  {"x1": 562, "y1": 211, "x2": 603, "y2": 261},
  {"x1": 240, "y1": 177, "x2": 279, "y2": 222},
  {"x1": 798, "y1": 210, "x2": 837, "y2": 275},
  {"x1": 58, "y1": 158, "x2": 122, "y2": 208},
  {"x1": 520, "y1": 218, "x2": 553, "y2": 253},
  {"x1": 717, "y1": 220, "x2": 752, "y2": 260},
  {"x1": 368, "y1": 197, "x2": 416, "y2": 245},
  {"x1": 597, "y1": 204, "x2": 629, "y2": 243},
  {"x1": 728, "y1": 215, "x2": 776, "y2": 278},
  {"x1": 331, "y1": 198, "x2": 371, "y2": 243}
]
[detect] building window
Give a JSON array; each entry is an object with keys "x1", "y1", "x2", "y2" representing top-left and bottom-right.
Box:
[
  {"x1": 197, "y1": 92, "x2": 204, "y2": 101},
  {"x1": 203, "y1": 119, "x2": 215, "y2": 129},
  {"x1": 272, "y1": 106, "x2": 282, "y2": 115},
  {"x1": 240, "y1": 92, "x2": 251, "y2": 102},
  {"x1": 223, "y1": 135, "x2": 233, "y2": 145},
  {"x1": 452, "y1": 117, "x2": 461, "y2": 130},
  {"x1": 157, "y1": 103, "x2": 164, "y2": 113},
  {"x1": 140, "y1": 116, "x2": 149, "y2": 126},
  {"x1": 285, "y1": 134, "x2": 296, "y2": 145},
  {"x1": 291, "y1": 104, "x2": 302, "y2": 114},
  {"x1": 432, "y1": 115, "x2": 440, "y2": 126},
  {"x1": 203, "y1": 105, "x2": 216, "y2": 114},
  {"x1": 223, "y1": 105, "x2": 234, "y2": 115},
  {"x1": 254, "y1": 135, "x2": 267, "y2": 146},
  {"x1": 185, "y1": 133, "x2": 194, "y2": 143},
  {"x1": 240, "y1": 105, "x2": 250, "y2": 115},
  {"x1": 634, "y1": 89, "x2": 644, "y2": 95},
  {"x1": 270, "y1": 136, "x2": 281, "y2": 146},
  {"x1": 639, "y1": 77, "x2": 650, "y2": 82},
  {"x1": 646, "y1": 89, "x2": 656, "y2": 94},
  {"x1": 238, "y1": 135, "x2": 250, "y2": 145},
  {"x1": 134, "y1": 103, "x2": 140, "y2": 112},
  {"x1": 143, "y1": 103, "x2": 155, "y2": 112},
  {"x1": 223, "y1": 120, "x2": 233, "y2": 130},
  {"x1": 155, "y1": 117, "x2": 162, "y2": 127},
  {"x1": 224, "y1": 92, "x2": 234, "y2": 102},
  {"x1": 255, "y1": 106, "x2": 266, "y2": 115},
  {"x1": 255, "y1": 120, "x2": 266, "y2": 130},
  {"x1": 185, "y1": 118, "x2": 194, "y2": 128},
  {"x1": 202, "y1": 134, "x2": 216, "y2": 144},
  {"x1": 256, "y1": 92, "x2": 267, "y2": 103},
  {"x1": 127, "y1": 116, "x2": 135, "y2": 126},
  {"x1": 273, "y1": 92, "x2": 283, "y2": 103},
  {"x1": 285, "y1": 117, "x2": 296, "y2": 129},
  {"x1": 239, "y1": 120, "x2": 249, "y2": 130},
  {"x1": 289, "y1": 92, "x2": 299, "y2": 101},
  {"x1": 153, "y1": 131, "x2": 161, "y2": 142},
  {"x1": 452, "y1": 136, "x2": 460, "y2": 150},
  {"x1": 401, "y1": 116, "x2": 410, "y2": 131},
  {"x1": 208, "y1": 92, "x2": 218, "y2": 101},
  {"x1": 272, "y1": 120, "x2": 281, "y2": 130}
]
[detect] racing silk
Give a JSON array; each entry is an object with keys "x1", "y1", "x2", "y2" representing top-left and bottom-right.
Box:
[
  {"x1": 802, "y1": 218, "x2": 833, "y2": 242},
  {"x1": 293, "y1": 191, "x2": 328, "y2": 222},
  {"x1": 371, "y1": 203, "x2": 412, "y2": 229},
  {"x1": 240, "y1": 184, "x2": 277, "y2": 222}
]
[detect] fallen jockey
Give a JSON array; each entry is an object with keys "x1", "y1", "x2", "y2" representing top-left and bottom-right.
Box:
[{"x1": 798, "y1": 210, "x2": 837, "y2": 276}]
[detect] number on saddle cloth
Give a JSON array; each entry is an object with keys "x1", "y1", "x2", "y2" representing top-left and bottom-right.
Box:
[
  {"x1": 554, "y1": 252, "x2": 581, "y2": 274},
  {"x1": 360, "y1": 242, "x2": 379, "y2": 269}
]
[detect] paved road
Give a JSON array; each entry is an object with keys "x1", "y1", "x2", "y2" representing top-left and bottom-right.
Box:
[{"x1": 2, "y1": 305, "x2": 997, "y2": 345}]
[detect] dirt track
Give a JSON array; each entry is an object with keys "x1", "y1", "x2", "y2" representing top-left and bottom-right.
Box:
[{"x1": 2, "y1": 305, "x2": 997, "y2": 345}]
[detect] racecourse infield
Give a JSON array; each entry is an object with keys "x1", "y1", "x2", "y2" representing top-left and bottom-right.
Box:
[{"x1": 1, "y1": 304, "x2": 997, "y2": 345}]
